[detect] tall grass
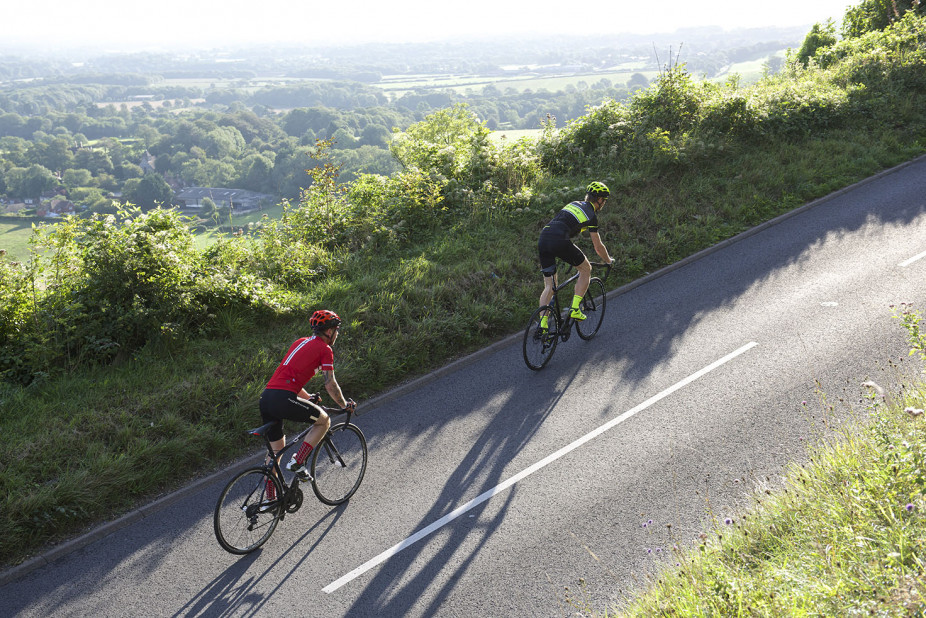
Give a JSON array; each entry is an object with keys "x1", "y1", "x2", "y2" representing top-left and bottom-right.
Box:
[{"x1": 617, "y1": 381, "x2": 926, "y2": 616}]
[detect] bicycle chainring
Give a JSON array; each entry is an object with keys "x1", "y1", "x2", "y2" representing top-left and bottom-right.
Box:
[{"x1": 285, "y1": 487, "x2": 304, "y2": 513}]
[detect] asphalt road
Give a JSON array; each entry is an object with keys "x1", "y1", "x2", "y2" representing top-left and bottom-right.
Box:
[{"x1": 3, "y1": 156, "x2": 926, "y2": 617}]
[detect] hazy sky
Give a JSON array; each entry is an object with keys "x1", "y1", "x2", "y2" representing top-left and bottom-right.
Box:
[{"x1": 3, "y1": 0, "x2": 856, "y2": 51}]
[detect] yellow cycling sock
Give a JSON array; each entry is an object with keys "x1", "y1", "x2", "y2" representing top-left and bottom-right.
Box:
[
  {"x1": 540, "y1": 315, "x2": 548, "y2": 329},
  {"x1": 572, "y1": 294, "x2": 583, "y2": 309}
]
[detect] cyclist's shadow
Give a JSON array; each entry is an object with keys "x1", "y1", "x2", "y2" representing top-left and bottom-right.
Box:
[
  {"x1": 345, "y1": 369, "x2": 582, "y2": 616},
  {"x1": 170, "y1": 505, "x2": 346, "y2": 618}
]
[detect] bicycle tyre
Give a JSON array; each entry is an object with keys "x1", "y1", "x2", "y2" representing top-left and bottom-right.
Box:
[
  {"x1": 310, "y1": 422, "x2": 368, "y2": 506},
  {"x1": 523, "y1": 305, "x2": 558, "y2": 370},
  {"x1": 576, "y1": 277, "x2": 606, "y2": 340},
  {"x1": 214, "y1": 467, "x2": 283, "y2": 554}
]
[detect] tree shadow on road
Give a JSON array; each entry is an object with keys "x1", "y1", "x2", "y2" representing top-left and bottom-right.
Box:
[
  {"x1": 171, "y1": 506, "x2": 346, "y2": 618},
  {"x1": 340, "y1": 366, "x2": 582, "y2": 616}
]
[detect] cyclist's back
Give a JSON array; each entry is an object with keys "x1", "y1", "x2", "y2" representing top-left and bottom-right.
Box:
[{"x1": 542, "y1": 200, "x2": 599, "y2": 240}]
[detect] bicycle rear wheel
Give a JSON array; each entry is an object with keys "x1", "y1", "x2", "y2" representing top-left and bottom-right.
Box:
[
  {"x1": 311, "y1": 422, "x2": 367, "y2": 506},
  {"x1": 523, "y1": 305, "x2": 558, "y2": 370},
  {"x1": 214, "y1": 467, "x2": 283, "y2": 554},
  {"x1": 575, "y1": 277, "x2": 606, "y2": 340}
]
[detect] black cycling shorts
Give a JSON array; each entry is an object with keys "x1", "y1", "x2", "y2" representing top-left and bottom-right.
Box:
[
  {"x1": 538, "y1": 231, "x2": 585, "y2": 276},
  {"x1": 259, "y1": 388, "x2": 324, "y2": 442}
]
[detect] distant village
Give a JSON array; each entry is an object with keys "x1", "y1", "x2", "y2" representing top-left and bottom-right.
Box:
[{"x1": 1, "y1": 150, "x2": 276, "y2": 219}]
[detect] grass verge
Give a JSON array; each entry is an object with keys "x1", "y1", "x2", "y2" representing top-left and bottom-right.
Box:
[{"x1": 616, "y1": 375, "x2": 926, "y2": 616}]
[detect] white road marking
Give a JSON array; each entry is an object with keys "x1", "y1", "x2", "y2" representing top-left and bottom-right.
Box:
[
  {"x1": 322, "y1": 341, "x2": 759, "y2": 594},
  {"x1": 900, "y1": 250, "x2": 926, "y2": 267}
]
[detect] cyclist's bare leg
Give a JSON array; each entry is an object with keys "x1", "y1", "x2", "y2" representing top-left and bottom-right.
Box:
[
  {"x1": 574, "y1": 259, "x2": 592, "y2": 299},
  {"x1": 302, "y1": 411, "x2": 330, "y2": 450},
  {"x1": 267, "y1": 438, "x2": 285, "y2": 465},
  {"x1": 539, "y1": 274, "x2": 555, "y2": 309}
]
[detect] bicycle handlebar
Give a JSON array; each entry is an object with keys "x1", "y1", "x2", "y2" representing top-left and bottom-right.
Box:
[
  {"x1": 301, "y1": 393, "x2": 355, "y2": 416},
  {"x1": 319, "y1": 405, "x2": 353, "y2": 416},
  {"x1": 589, "y1": 260, "x2": 613, "y2": 282}
]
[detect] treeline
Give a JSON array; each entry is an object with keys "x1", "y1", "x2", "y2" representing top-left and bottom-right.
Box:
[
  {"x1": 0, "y1": 22, "x2": 813, "y2": 209},
  {"x1": 0, "y1": 76, "x2": 639, "y2": 211}
]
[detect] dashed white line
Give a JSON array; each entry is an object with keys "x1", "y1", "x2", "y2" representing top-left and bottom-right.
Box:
[
  {"x1": 322, "y1": 341, "x2": 759, "y2": 594},
  {"x1": 900, "y1": 250, "x2": 926, "y2": 268}
]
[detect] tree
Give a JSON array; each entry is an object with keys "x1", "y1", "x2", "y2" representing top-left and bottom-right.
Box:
[
  {"x1": 0, "y1": 137, "x2": 29, "y2": 167},
  {"x1": 360, "y1": 123, "x2": 391, "y2": 148},
  {"x1": 11, "y1": 164, "x2": 58, "y2": 203},
  {"x1": 389, "y1": 103, "x2": 489, "y2": 174},
  {"x1": 124, "y1": 173, "x2": 172, "y2": 211},
  {"x1": 238, "y1": 153, "x2": 274, "y2": 192},
  {"x1": 844, "y1": 0, "x2": 925, "y2": 37},
  {"x1": 216, "y1": 202, "x2": 232, "y2": 225},
  {"x1": 29, "y1": 136, "x2": 72, "y2": 173},
  {"x1": 332, "y1": 127, "x2": 357, "y2": 149},
  {"x1": 154, "y1": 154, "x2": 171, "y2": 175},
  {"x1": 628, "y1": 73, "x2": 650, "y2": 90},
  {"x1": 63, "y1": 168, "x2": 93, "y2": 188},
  {"x1": 764, "y1": 55, "x2": 785, "y2": 76},
  {"x1": 0, "y1": 113, "x2": 26, "y2": 138},
  {"x1": 796, "y1": 21, "x2": 838, "y2": 66},
  {"x1": 198, "y1": 196, "x2": 218, "y2": 224}
]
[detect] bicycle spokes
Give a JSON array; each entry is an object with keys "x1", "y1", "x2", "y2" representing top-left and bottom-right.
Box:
[{"x1": 310, "y1": 423, "x2": 368, "y2": 505}]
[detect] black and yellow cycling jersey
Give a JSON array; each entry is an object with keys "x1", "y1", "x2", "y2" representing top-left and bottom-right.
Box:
[{"x1": 541, "y1": 200, "x2": 599, "y2": 238}]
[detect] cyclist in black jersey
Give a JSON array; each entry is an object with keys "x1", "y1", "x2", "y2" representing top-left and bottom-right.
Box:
[{"x1": 537, "y1": 181, "x2": 614, "y2": 328}]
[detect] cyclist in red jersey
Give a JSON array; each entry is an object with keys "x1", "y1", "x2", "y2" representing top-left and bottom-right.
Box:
[{"x1": 259, "y1": 309, "x2": 355, "y2": 489}]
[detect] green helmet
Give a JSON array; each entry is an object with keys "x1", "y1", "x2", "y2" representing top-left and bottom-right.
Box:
[{"x1": 586, "y1": 181, "x2": 610, "y2": 199}]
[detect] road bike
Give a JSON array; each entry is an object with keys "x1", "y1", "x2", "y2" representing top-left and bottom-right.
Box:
[
  {"x1": 213, "y1": 403, "x2": 367, "y2": 554},
  {"x1": 522, "y1": 261, "x2": 611, "y2": 370}
]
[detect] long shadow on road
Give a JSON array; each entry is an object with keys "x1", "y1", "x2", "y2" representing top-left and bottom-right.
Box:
[
  {"x1": 345, "y1": 369, "x2": 580, "y2": 616},
  {"x1": 172, "y1": 507, "x2": 346, "y2": 618}
]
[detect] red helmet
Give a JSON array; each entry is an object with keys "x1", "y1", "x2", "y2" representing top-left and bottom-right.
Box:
[{"x1": 310, "y1": 309, "x2": 341, "y2": 332}]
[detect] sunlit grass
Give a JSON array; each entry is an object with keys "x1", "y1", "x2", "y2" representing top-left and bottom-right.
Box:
[
  {"x1": 616, "y1": 381, "x2": 926, "y2": 617},
  {"x1": 0, "y1": 219, "x2": 38, "y2": 261}
]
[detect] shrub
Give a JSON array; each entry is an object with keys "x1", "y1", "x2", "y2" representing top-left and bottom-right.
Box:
[{"x1": 0, "y1": 207, "x2": 282, "y2": 383}]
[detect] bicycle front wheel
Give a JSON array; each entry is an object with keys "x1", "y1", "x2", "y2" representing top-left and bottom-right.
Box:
[
  {"x1": 523, "y1": 305, "x2": 558, "y2": 370},
  {"x1": 214, "y1": 467, "x2": 283, "y2": 554},
  {"x1": 576, "y1": 277, "x2": 606, "y2": 340},
  {"x1": 311, "y1": 422, "x2": 368, "y2": 506}
]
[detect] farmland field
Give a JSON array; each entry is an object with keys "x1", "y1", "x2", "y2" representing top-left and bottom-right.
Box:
[
  {"x1": 0, "y1": 218, "x2": 39, "y2": 261},
  {"x1": 376, "y1": 69, "x2": 660, "y2": 98},
  {"x1": 712, "y1": 53, "x2": 787, "y2": 83},
  {"x1": 488, "y1": 129, "x2": 543, "y2": 143}
]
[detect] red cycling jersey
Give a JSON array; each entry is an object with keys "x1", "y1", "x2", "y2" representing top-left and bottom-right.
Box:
[{"x1": 264, "y1": 335, "x2": 334, "y2": 393}]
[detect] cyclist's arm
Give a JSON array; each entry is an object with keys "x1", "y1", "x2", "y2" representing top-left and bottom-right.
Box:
[
  {"x1": 322, "y1": 369, "x2": 351, "y2": 409},
  {"x1": 589, "y1": 231, "x2": 612, "y2": 263}
]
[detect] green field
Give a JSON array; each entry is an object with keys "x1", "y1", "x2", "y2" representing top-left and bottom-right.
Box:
[
  {"x1": 377, "y1": 69, "x2": 660, "y2": 98},
  {"x1": 712, "y1": 52, "x2": 787, "y2": 84},
  {"x1": 0, "y1": 219, "x2": 39, "y2": 261},
  {"x1": 488, "y1": 128, "x2": 544, "y2": 143}
]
